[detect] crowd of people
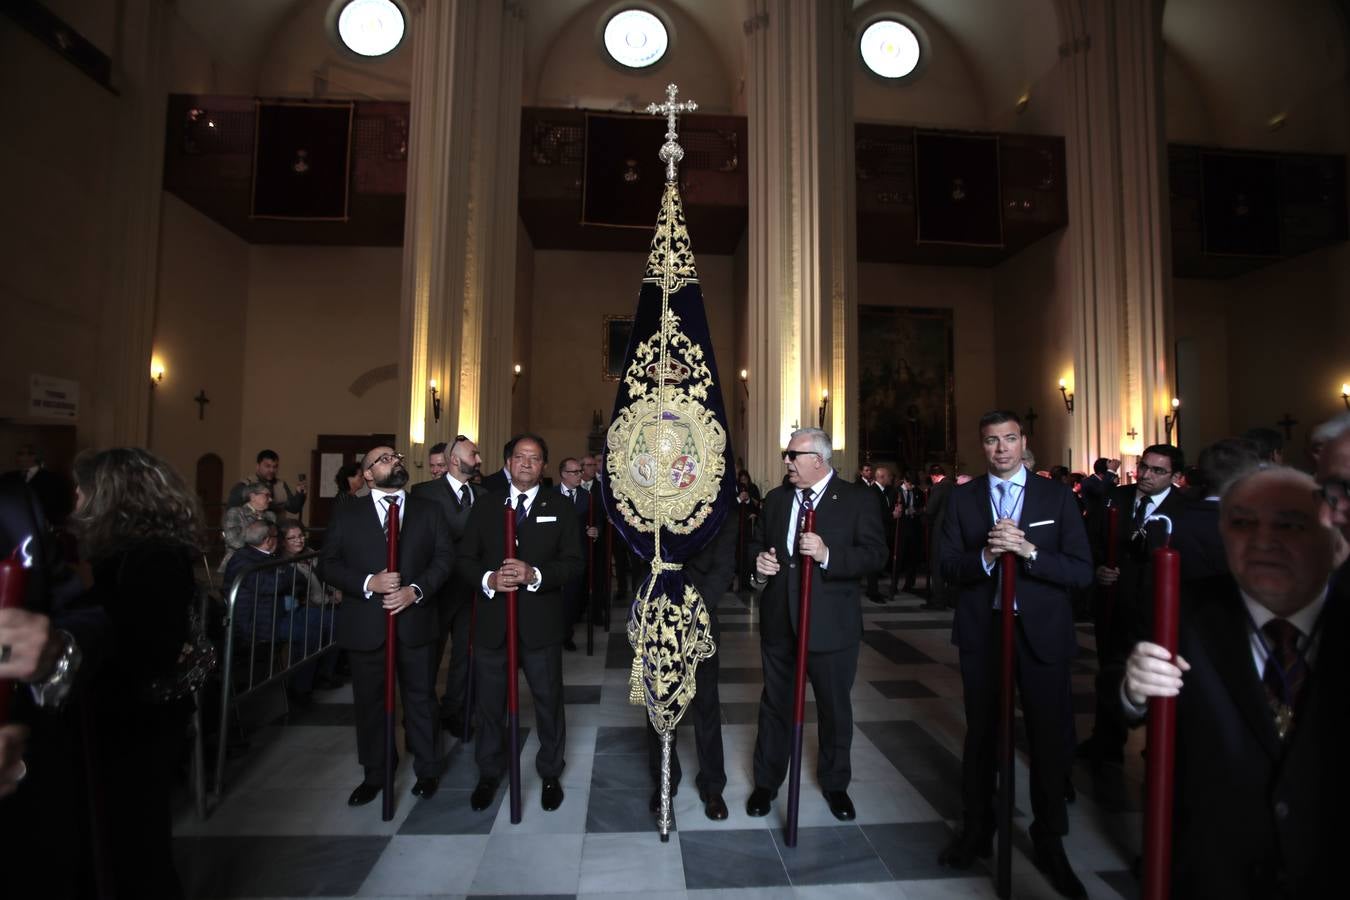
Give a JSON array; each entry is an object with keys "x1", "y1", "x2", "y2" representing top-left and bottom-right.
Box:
[{"x1": 1, "y1": 407, "x2": 1346, "y2": 898}]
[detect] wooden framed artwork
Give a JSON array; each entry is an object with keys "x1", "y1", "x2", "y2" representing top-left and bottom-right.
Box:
[
  {"x1": 602, "y1": 315, "x2": 635, "y2": 381},
  {"x1": 857, "y1": 306, "x2": 955, "y2": 471}
]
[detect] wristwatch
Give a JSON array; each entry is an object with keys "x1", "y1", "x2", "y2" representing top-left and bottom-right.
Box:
[
  {"x1": 31, "y1": 630, "x2": 81, "y2": 708},
  {"x1": 1025, "y1": 546, "x2": 1039, "y2": 564}
]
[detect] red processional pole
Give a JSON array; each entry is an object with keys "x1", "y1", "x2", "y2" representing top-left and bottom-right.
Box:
[
  {"x1": 504, "y1": 501, "x2": 522, "y2": 824},
  {"x1": 996, "y1": 551, "x2": 1017, "y2": 899},
  {"x1": 0, "y1": 550, "x2": 30, "y2": 725},
  {"x1": 1144, "y1": 523, "x2": 1181, "y2": 900},
  {"x1": 784, "y1": 508, "x2": 817, "y2": 848},
  {"x1": 586, "y1": 496, "x2": 596, "y2": 656},
  {"x1": 382, "y1": 503, "x2": 400, "y2": 822}
]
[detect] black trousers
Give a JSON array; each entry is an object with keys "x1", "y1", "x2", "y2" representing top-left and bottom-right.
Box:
[
  {"x1": 895, "y1": 519, "x2": 922, "y2": 590},
  {"x1": 474, "y1": 640, "x2": 566, "y2": 779},
  {"x1": 752, "y1": 638, "x2": 859, "y2": 792},
  {"x1": 350, "y1": 640, "x2": 441, "y2": 780},
  {"x1": 1088, "y1": 585, "x2": 1133, "y2": 751},
  {"x1": 645, "y1": 642, "x2": 726, "y2": 795},
  {"x1": 433, "y1": 591, "x2": 473, "y2": 720},
  {"x1": 958, "y1": 613, "x2": 1072, "y2": 840}
]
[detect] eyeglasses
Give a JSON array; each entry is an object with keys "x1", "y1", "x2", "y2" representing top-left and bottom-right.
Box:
[
  {"x1": 1319, "y1": 479, "x2": 1350, "y2": 510},
  {"x1": 1136, "y1": 463, "x2": 1172, "y2": 477},
  {"x1": 561, "y1": 468, "x2": 582, "y2": 475},
  {"x1": 367, "y1": 452, "x2": 405, "y2": 469},
  {"x1": 781, "y1": 450, "x2": 822, "y2": 462}
]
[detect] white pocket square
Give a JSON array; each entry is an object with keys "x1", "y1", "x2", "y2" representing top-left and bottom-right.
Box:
[
  {"x1": 1027, "y1": 519, "x2": 1055, "y2": 528},
  {"x1": 536, "y1": 516, "x2": 557, "y2": 523}
]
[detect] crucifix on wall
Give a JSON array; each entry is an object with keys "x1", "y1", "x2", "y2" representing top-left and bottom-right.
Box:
[
  {"x1": 194, "y1": 390, "x2": 210, "y2": 420},
  {"x1": 1276, "y1": 412, "x2": 1298, "y2": 441}
]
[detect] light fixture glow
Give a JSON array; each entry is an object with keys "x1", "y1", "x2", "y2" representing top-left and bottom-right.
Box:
[
  {"x1": 603, "y1": 9, "x2": 668, "y2": 69},
  {"x1": 150, "y1": 357, "x2": 166, "y2": 384},
  {"x1": 860, "y1": 19, "x2": 921, "y2": 80},
  {"x1": 337, "y1": 0, "x2": 405, "y2": 58}
]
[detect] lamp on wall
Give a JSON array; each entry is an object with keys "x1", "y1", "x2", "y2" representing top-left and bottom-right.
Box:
[
  {"x1": 512, "y1": 364, "x2": 522, "y2": 393},
  {"x1": 739, "y1": 368, "x2": 749, "y2": 398},
  {"x1": 429, "y1": 379, "x2": 441, "y2": 422},
  {"x1": 1058, "y1": 378, "x2": 1074, "y2": 414},
  {"x1": 818, "y1": 388, "x2": 830, "y2": 430},
  {"x1": 1164, "y1": 397, "x2": 1181, "y2": 442},
  {"x1": 1342, "y1": 383, "x2": 1349, "y2": 410},
  {"x1": 150, "y1": 357, "x2": 166, "y2": 388}
]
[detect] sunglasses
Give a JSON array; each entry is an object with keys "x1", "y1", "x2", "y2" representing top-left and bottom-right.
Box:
[{"x1": 781, "y1": 450, "x2": 822, "y2": 462}]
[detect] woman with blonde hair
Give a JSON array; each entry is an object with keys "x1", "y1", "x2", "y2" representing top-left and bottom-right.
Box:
[{"x1": 68, "y1": 447, "x2": 202, "y2": 899}]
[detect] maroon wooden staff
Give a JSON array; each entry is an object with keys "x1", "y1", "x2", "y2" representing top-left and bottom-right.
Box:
[
  {"x1": 1144, "y1": 537, "x2": 1181, "y2": 900},
  {"x1": 1102, "y1": 502, "x2": 1120, "y2": 632},
  {"x1": 382, "y1": 501, "x2": 400, "y2": 821},
  {"x1": 586, "y1": 494, "x2": 596, "y2": 656},
  {"x1": 504, "y1": 501, "x2": 522, "y2": 824},
  {"x1": 784, "y1": 507, "x2": 817, "y2": 848},
  {"x1": 996, "y1": 551, "x2": 1017, "y2": 899},
  {"x1": 0, "y1": 550, "x2": 29, "y2": 725}
]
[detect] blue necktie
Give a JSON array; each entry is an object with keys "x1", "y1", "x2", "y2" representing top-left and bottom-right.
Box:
[
  {"x1": 514, "y1": 492, "x2": 528, "y2": 527},
  {"x1": 996, "y1": 481, "x2": 1014, "y2": 520}
]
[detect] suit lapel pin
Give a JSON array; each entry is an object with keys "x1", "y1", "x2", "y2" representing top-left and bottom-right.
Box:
[{"x1": 831, "y1": 494, "x2": 838, "y2": 501}]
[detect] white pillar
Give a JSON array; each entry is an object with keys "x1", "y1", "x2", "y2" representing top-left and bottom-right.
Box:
[{"x1": 743, "y1": 0, "x2": 857, "y2": 484}]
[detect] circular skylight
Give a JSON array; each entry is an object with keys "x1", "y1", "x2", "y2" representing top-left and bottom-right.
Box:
[
  {"x1": 603, "y1": 9, "x2": 668, "y2": 69},
  {"x1": 860, "y1": 19, "x2": 922, "y2": 80},
  {"x1": 337, "y1": 0, "x2": 405, "y2": 58}
]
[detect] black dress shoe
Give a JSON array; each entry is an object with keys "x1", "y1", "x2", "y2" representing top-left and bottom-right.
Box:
[
  {"x1": 541, "y1": 777, "x2": 564, "y2": 811},
  {"x1": 348, "y1": 782, "x2": 381, "y2": 807},
  {"x1": 703, "y1": 793, "x2": 729, "y2": 820},
  {"x1": 411, "y1": 776, "x2": 440, "y2": 799},
  {"x1": 823, "y1": 790, "x2": 855, "y2": 821},
  {"x1": 745, "y1": 786, "x2": 776, "y2": 817},
  {"x1": 1033, "y1": 838, "x2": 1088, "y2": 899},
  {"x1": 470, "y1": 778, "x2": 499, "y2": 811},
  {"x1": 649, "y1": 785, "x2": 679, "y2": 813},
  {"x1": 937, "y1": 827, "x2": 993, "y2": 868}
]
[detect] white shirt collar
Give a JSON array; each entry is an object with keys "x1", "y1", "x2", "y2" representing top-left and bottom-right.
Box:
[
  {"x1": 1139, "y1": 485, "x2": 1172, "y2": 509},
  {"x1": 370, "y1": 487, "x2": 406, "y2": 505},
  {"x1": 798, "y1": 470, "x2": 834, "y2": 501},
  {"x1": 511, "y1": 483, "x2": 541, "y2": 506},
  {"x1": 1242, "y1": 584, "x2": 1329, "y2": 638},
  {"x1": 989, "y1": 466, "x2": 1028, "y2": 491},
  {"x1": 444, "y1": 472, "x2": 470, "y2": 495}
]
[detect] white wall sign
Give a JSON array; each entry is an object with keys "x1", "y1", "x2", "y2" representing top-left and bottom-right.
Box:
[{"x1": 30, "y1": 374, "x2": 79, "y2": 419}]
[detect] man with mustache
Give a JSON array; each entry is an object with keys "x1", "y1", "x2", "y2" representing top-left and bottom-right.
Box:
[
  {"x1": 1123, "y1": 466, "x2": 1348, "y2": 897},
  {"x1": 319, "y1": 446, "x2": 453, "y2": 805}
]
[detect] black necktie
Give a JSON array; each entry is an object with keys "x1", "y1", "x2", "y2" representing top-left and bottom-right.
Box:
[
  {"x1": 795, "y1": 487, "x2": 814, "y2": 554},
  {"x1": 1262, "y1": 618, "x2": 1305, "y2": 738},
  {"x1": 1134, "y1": 496, "x2": 1152, "y2": 531},
  {"x1": 515, "y1": 492, "x2": 528, "y2": 526},
  {"x1": 460, "y1": 484, "x2": 472, "y2": 510}
]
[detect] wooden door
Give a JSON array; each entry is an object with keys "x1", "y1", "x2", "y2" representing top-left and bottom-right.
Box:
[{"x1": 308, "y1": 433, "x2": 396, "y2": 531}]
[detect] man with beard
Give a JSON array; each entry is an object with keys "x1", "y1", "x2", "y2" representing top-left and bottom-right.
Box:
[
  {"x1": 319, "y1": 446, "x2": 452, "y2": 805},
  {"x1": 412, "y1": 436, "x2": 484, "y2": 736}
]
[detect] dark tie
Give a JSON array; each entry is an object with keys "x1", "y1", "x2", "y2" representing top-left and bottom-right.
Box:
[
  {"x1": 460, "y1": 484, "x2": 473, "y2": 510},
  {"x1": 515, "y1": 492, "x2": 528, "y2": 527},
  {"x1": 795, "y1": 487, "x2": 814, "y2": 554},
  {"x1": 1262, "y1": 618, "x2": 1305, "y2": 737},
  {"x1": 384, "y1": 496, "x2": 400, "y2": 552},
  {"x1": 1134, "y1": 496, "x2": 1151, "y2": 531}
]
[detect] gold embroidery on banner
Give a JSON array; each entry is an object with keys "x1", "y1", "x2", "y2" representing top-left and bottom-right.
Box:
[
  {"x1": 626, "y1": 580, "x2": 716, "y2": 732},
  {"x1": 643, "y1": 185, "x2": 698, "y2": 290}
]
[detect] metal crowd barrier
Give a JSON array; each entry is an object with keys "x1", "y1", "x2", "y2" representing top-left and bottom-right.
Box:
[{"x1": 198, "y1": 549, "x2": 339, "y2": 814}]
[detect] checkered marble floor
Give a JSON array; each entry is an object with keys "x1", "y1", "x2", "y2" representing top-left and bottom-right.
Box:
[{"x1": 173, "y1": 586, "x2": 1147, "y2": 899}]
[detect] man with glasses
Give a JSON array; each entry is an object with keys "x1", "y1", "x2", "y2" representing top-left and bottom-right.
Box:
[
  {"x1": 1315, "y1": 413, "x2": 1350, "y2": 550},
  {"x1": 455, "y1": 434, "x2": 583, "y2": 813},
  {"x1": 413, "y1": 436, "x2": 484, "y2": 737},
  {"x1": 1077, "y1": 443, "x2": 1186, "y2": 769},
  {"x1": 556, "y1": 458, "x2": 598, "y2": 651},
  {"x1": 745, "y1": 428, "x2": 888, "y2": 823},
  {"x1": 319, "y1": 447, "x2": 453, "y2": 806}
]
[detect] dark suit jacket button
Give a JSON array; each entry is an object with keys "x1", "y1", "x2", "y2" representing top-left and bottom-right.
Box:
[
  {"x1": 1274, "y1": 800, "x2": 1289, "y2": 820},
  {"x1": 788, "y1": 562, "x2": 796, "y2": 569}
]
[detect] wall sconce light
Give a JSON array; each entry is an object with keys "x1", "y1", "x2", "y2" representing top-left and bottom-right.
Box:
[
  {"x1": 1342, "y1": 383, "x2": 1349, "y2": 410},
  {"x1": 1058, "y1": 378, "x2": 1074, "y2": 414},
  {"x1": 150, "y1": 358, "x2": 166, "y2": 388},
  {"x1": 818, "y1": 388, "x2": 830, "y2": 429},
  {"x1": 429, "y1": 379, "x2": 441, "y2": 422},
  {"x1": 739, "y1": 368, "x2": 749, "y2": 398},
  {"x1": 1164, "y1": 397, "x2": 1181, "y2": 441},
  {"x1": 512, "y1": 364, "x2": 522, "y2": 393}
]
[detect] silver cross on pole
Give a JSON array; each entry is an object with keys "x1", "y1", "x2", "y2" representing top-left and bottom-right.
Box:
[{"x1": 646, "y1": 83, "x2": 697, "y2": 184}]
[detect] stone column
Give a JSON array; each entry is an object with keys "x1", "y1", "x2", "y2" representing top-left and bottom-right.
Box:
[
  {"x1": 100, "y1": 0, "x2": 169, "y2": 447},
  {"x1": 742, "y1": 0, "x2": 858, "y2": 484},
  {"x1": 1056, "y1": 0, "x2": 1172, "y2": 467},
  {"x1": 398, "y1": 0, "x2": 524, "y2": 465}
]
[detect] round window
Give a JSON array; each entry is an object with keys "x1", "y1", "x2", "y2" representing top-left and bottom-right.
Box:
[
  {"x1": 860, "y1": 19, "x2": 922, "y2": 80},
  {"x1": 603, "y1": 9, "x2": 669, "y2": 69},
  {"x1": 336, "y1": 0, "x2": 406, "y2": 58}
]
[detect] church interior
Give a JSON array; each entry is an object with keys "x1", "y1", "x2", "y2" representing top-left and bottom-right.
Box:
[{"x1": 2, "y1": 0, "x2": 1349, "y2": 898}]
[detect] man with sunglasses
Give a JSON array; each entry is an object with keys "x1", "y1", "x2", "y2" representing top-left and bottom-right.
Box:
[
  {"x1": 319, "y1": 447, "x2": 453, "y2": 806},
  {"x1": 745, "y1": 428, "x2": 888, "y2": 823},
  {"x1": 413, "y1": 436, "x2": 484, "y2": 737},
  {"x1": 1078, "y1": 443, "x2": 1186, "y2": 769}
]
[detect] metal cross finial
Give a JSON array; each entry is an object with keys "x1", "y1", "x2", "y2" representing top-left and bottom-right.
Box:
[{"x1": 646, "y1": 83, "x2": 697, "y2": 183}]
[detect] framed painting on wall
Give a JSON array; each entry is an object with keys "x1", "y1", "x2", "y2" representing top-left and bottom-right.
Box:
[
  {"x1": 857, "y1": 306, "x2": 955, "y2": 472},
  {"x1": 602, "y1": 315, "x2": 635, "y2": 381}
]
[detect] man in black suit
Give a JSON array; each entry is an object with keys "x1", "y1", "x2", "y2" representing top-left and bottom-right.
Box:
[
  {"x1": 747, "y1": 427, "x2": 888, "y2": 822},
  {"x1": 1317, "y1": 415, "x2": 1350, "y2": 547},
  {"x1": 556, "y1": 457, "x2": 598, "y2": 652},
  {"x1": 455, "y1": 434, "x2": 583, "y2": 813},
  {"x1": 411, "y1": 435, "x2": 484, "y2": 736},
  {"x1": 1123, "y1": 466, "x2": 1348, "y2": 897},
  {"x1": 1171, "y1": 438, "x2": 1260, "y2": 584},
  {"x1": 318, "y1": 446, "x2": 453, "y2": 805},
  {"x1": 480, "y1": 440, "x2": 513, "y2": 495},
  {"x1": 1, "y1": 445, "x2": 73, "y2": 527},
  {"x1": 645, "y1": 513, "x2": 736, "y2": 820},
  {"x1": 1078, "y1": 443, "x2": 1187, "y2": 766},
  {"x1": 938, "y1": 410, "x2": 1093, "y2": 899},
  {"x1": 893, "y1": 471, "x2": 925, "y2": 594}
]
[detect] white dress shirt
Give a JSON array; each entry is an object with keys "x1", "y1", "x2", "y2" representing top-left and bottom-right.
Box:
[
  {"x1": 786, "y1": 471, "x2": 834, "y2": 569},
  {"x1": 481, "y1": 483, "x2": 544, "y2": 597}
]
